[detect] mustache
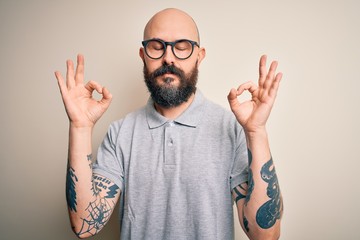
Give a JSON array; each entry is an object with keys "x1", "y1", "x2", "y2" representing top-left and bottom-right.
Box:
[{"x1": 151, "y1": 64, "x2": 184, "y2": 78}]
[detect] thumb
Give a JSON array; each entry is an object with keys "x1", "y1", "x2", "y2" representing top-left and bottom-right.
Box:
[
  {"x1": 227, "y1": 88, "x2": 240, "y2": 108},
  {"x1": 227, "y1": 88, "x2": 237, "y2": 101}
]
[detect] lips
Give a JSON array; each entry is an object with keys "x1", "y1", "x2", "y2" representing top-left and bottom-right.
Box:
[
  {"x1": 153, "y1": 64, "x2": 182, "y2": 78},
  {"x1": 163, "y1": 72, "x2": 176, "y2": 77}
]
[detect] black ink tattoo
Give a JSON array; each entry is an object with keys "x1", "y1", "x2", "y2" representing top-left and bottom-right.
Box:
[
  {"x1": 93, "y1": 175, "x2": 111, "y2": 184},
  {"x1": 233, "y1": 183, "x2": 247, "y2": 204},
  {"x1": 243, "y1": 215, "x2": 250, "y2": 232},
  {"x1": 91, "y1": 175, "x2": 112, "y2": 196},
  {"x1": 256, "y1": 157, "x2": 283, "y2": 229},
  {"x1": 66, "y1": 166, "x2": 78, "y2": 212},
  {"x1": 76, "y1": 197, "x2": 114, "y2": 236},
  {"x1": 233, "y1": 183, "x2": 250, "y2": 232},
  {"x1": 77, "y1": 179, "x2": 119, "y2": 237},
  {"x1": 87, "y1": 154, "x2": 93, "y2": 169},
  {"x1": 91, "y1": 176, "x2": 100, "y2": 196},
  {"x1": 246, "y1": 149, "x2": 254, "y2": 205},
  {"x1": 106, "y1": 184, "x2": 119, "y2": 198}
]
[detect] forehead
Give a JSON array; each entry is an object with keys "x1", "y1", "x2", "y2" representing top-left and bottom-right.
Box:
[{"x1": 144, "y1": 10, "x2": 199, "y2": 42}]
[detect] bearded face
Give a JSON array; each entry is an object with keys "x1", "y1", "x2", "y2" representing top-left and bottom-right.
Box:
[{"x1": 143, "y1": 62, "x2": 198, "y2": 108}]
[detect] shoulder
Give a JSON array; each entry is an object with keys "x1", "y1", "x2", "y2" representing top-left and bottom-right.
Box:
[
  {"x1": 203, "y1": 98, "x2": 239, "y2": 125},
  {"x1": 107, "y1": 105, "x2": 147, "y2": 136},
  {"x1": 200, "y1": 97, "x2": 245, "y2": 138}
]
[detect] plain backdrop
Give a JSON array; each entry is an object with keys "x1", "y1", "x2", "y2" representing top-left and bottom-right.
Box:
[{"x1": 1, "y1": 0, "x2": 359, "y2": 239}]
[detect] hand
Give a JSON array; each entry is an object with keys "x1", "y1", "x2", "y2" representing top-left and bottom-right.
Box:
[
  {"x1": 55, "y1": 54, "x2": 112, "y2": 128},
  {"x1": 227, "y1": 55, "x2": 282, "y2": 133}
]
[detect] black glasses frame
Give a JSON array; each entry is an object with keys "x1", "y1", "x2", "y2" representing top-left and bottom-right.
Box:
[{"x1": 142, "y1": 38, "x2": 200, "y2": 60}]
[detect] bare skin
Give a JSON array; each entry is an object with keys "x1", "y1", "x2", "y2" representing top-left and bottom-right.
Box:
[
  {"x1": 140, "y1": 8, "x2": 206, "y2": 119},
  {"x1": 55, "y1": 55, "x2": 120, "y2": 238},
  {"x1": 229, "y1": 55, "x2": 283, "y2": 239},
  {"x1": 55, "y1": 8, "x2": 283, "y2": 239},
  {"x1": 228, "y1": 55, "x2": 282, "y2": 133},
  {"x1": 55, "y1": 55, "x2": 112, "y2": 128}
]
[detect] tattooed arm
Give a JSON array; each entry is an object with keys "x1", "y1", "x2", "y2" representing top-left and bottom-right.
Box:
[
  {"x1": 228, "y1": 55, "x2": 283, "y2": 239},
  {"x1": 232, "y1": 136, "x2": 283, "y2": 239},
  {"x1": 66, "y1": 127, "x2": 120, "y2": 238},
  {"x1": 55, "y1": 54, "x2": 120, "y2": 238}
]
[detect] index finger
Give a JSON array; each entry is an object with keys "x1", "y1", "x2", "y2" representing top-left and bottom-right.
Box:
[
  {"x1": 54, "y1": 71, "x2": 67, "y2": 96},
  {"x1": 259, "y1": 55, "x2": 267, "y2": 87},
  {"x1": 75, "y1": 54, "x2": 85, "y2": 85}
]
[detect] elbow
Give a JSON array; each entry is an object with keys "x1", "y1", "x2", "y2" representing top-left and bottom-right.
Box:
[
  {"x1": 69, "y1": 214, "x2": 105, "y2": 239},
  {"x1": 71, "y1": 225, "x2": 92, "y2": 239},
  {"x1": 69, "y1": 217, "x2": 92, "y2": 239},
  {"x1": 76, "y1": 234, "x2": 92, "y2": 239},
  {"x1": 74, "y1": 232, "x2": 87, "y2": 239},
  {"x1": 269, "y1": 232, "x2": 281, "y2": 240},
  {"x1": 265, "y1": 229, "x2": 281, "y2": 240},
  {"x1": 250, "y1": 225, "x2": 281, "y2": 240}
]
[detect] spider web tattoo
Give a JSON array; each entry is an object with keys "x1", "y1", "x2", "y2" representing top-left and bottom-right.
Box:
[{"x1": 76, "y1": 197, "x2": 115, "y2": 236}]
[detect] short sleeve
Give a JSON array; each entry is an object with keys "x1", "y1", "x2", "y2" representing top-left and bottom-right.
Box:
[
  {"x1": 92, "y1": 120, "x2": 124, "y2": 191},
  {"x1": 230, "y1": 125, "x2": 249, "y2": 190}
]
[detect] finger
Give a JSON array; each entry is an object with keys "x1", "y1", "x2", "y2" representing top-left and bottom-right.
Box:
[
  {"x1": 258, "y1": 55, "x2": 267, "y2": 87},
  {"x1": 66, "y1": 59, "x2": 75, "y2": 89},
  {"x1": 268, "y1": 60, "x2": 278, "y2": 79},
  {"x1": 265, "y1": 60, "x2": 278, "y2": 83},
  {"x1": 227, "y1": 88, "x2": 241, "y2": 110},
  {"x1": 85, "y1": 80, "x2": 103, "y2": 94},
  {"x1": 227, "y1": 88, "x2": 238, "y2": 101},
  {"x1": 75, "y1": 54, "x2": 84, "y2": 85},
  {"x1": 237, "y1": 81, "x2": 258, "y2": 96},
  {"x1": 227, "y1": 81, "x2": 258, "y2": 107},
  {"x1": 268, "y1": 72, "x2": 283, "y2": 98},
  {"x1": 263, "y1": 60, "x2": 278, "y2": 90},
  {"x1": 54, "y1": 71, "x2": 68, "y2": 97}
]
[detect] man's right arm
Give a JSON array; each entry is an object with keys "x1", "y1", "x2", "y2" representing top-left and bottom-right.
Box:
[
  {"x1": 55, "y1": 54, "x2": 119, "y2": 238},
  {"x1": 66, "y1": 126, "x2": 120, "y2": 238}
]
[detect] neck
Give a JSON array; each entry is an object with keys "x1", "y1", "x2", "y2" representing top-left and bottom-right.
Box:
[{"x1": 154, "y1": 93, "x2": 195, "y2": 120}]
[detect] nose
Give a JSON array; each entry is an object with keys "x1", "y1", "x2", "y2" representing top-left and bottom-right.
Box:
[{"x1": 162, "y1": 45, "x2": 176, "y2": 65}]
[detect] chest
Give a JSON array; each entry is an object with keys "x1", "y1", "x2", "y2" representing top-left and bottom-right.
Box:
[{"x1": 119, "y1": 121, "x2": 234, "y2": 189}]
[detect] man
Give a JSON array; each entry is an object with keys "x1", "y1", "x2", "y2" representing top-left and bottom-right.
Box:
[{"x1": 55, "y1": 8, "x2": 283, "y2": 240}]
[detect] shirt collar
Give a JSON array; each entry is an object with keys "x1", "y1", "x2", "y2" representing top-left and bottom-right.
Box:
[{"x1": 146, "y1": 90, "x2": 206, "y2": 129}]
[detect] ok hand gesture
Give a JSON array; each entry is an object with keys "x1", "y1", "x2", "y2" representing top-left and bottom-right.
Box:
[
  {"x1": 227, "y1": 55, "x2": 282, "y2": 133},
  {"x1": 55, "y1": 54, "x2": 112, "y2": 128}
]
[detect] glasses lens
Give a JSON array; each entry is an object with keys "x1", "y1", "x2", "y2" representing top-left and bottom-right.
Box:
[
  {"x1": 145, "y1": 40, "x2": 164, "y2": 59},
  {"x1": 173, "y1": 40, "x2": 193, "y2": 59}
]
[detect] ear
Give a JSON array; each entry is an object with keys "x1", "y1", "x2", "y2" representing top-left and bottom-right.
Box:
[
  {"x1": 139, "y1": 47, "x2": 145, "y2": 61},
  {"x1": 196, "y1": 47, "x2": 206, "y2": 67}
]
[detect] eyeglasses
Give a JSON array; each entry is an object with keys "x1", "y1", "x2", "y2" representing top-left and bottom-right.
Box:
[{"x1": 142, "y1": 38, "x2": 200, "y2": 60}]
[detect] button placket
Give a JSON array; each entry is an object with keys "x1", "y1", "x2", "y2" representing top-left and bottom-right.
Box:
[{"x1": 164, "y1": 121, "x2": 176, "y2": 165}]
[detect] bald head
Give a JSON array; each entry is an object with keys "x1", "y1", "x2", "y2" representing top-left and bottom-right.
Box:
[{"x1": 144, "y1": 8, "x2": 200, "y2": 44}]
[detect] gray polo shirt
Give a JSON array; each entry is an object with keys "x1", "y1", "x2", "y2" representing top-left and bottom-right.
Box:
[{"x1": 93, "y1": 90, "x2": 248, "y2": 240}]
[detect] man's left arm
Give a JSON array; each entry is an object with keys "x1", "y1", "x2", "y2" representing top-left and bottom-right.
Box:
[{"x1": 228, "y1": 55, "x2": 284, "y2": 240}]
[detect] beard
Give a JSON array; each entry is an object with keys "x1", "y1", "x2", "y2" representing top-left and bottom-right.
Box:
[{"x1": 143, "y1": 62, "x2": 198, "y2": 108}]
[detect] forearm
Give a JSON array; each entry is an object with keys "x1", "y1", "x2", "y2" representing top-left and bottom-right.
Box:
[
  {"x1": 56, "y1": 54, "x2": 116, "y2": 238},
  {"x1": 243, "y1": 128, "x2": 283, "y2": 239},
  {"x1": 66, "y1": 125, "x2": 95, "y2": 234},
  {"x1": 66, "y1": 124, "x2": 120, "y2": 238}
]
